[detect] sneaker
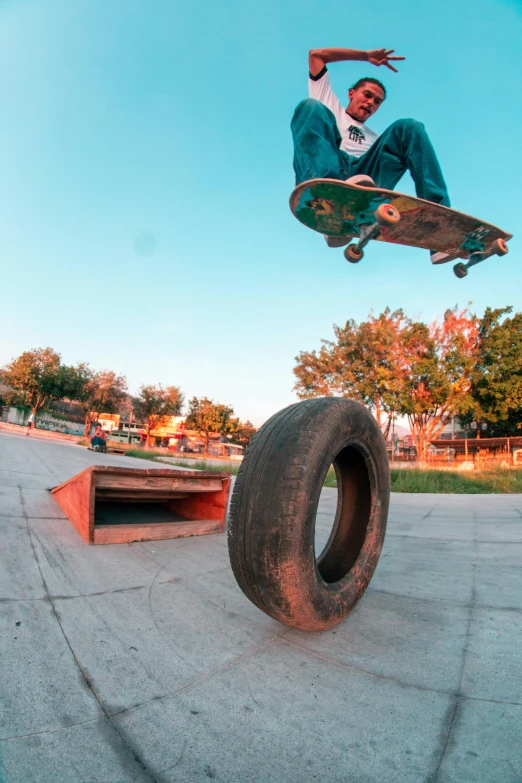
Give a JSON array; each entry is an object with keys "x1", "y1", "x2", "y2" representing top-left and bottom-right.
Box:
[
  {"x1": 325, "y1": 235, "x2": 351, "y2": 248},
  {"x1": 430, "y1": 250, "x2": 451, "y2": 265}
]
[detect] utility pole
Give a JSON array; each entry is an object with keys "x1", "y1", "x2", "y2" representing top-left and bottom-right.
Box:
[{"x1": 127, "y1": 407, "x2": 133, "y2": 444}]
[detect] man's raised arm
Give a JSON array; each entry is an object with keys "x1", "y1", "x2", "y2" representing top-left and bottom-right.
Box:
[{"x1": 309, "y1": 48, "x2": 405, "y2": 77}]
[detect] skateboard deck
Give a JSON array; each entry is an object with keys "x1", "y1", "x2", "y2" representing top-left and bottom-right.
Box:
[{"x1": 290, "y1": 179, "x2": 512, "y2": 276}]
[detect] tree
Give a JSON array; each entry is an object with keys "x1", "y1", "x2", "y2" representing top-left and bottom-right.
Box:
[
  {"x1": 294, "y1": 309, "x2": 408, "y2": 437},
  {"x1": 397, "y1": 307, "x2": 479, "y2": 460},
  {"x1": 59, "y1": 362, "x2": 92, "y2": 408},
  {"x1": 293, "y1": 306, "x2": 480, "y2": 462},
  {"x1": 1, "y1": 347, "x2": 64, "y2": 422},
  {"x1": 132, "y1": 384, "x2": 184, "y2": 447},
  {"x1": 0, "y1": 382, "x2": 26, "y2": 408},
  {"x1": 185, "y1": 397, "x2": 240, "y2": 454},
  {"x1": 230, "y1": 420, "x2": 257, "y2": 449},
  {"x1": 75, "y1": 368, "x2": 128, "y2": 436},
  {"x1": 469, "y1": 307, "x2": 522, "y2": 433}
]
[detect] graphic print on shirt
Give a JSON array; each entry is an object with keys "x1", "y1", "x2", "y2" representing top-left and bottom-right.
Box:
[
  {"x1": 348, "y1": 125, "x2": 366, "y2": 144},
  {"x1": 308, "y1": 69, "x2": 377, "y2": 157}
]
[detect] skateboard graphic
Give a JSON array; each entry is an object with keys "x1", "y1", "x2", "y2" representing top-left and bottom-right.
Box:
[{"x1": 290, "y1": 179, "x2": 512, "y2": 278}]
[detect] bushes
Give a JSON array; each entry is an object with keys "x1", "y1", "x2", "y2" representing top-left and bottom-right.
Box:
[
  {"x1": 323, "y1": 466, "x2": 522, "y2": 493},
  {"x1": 125, "y1": 448, "x2": 158, "y2": 461},
  {"x1": 390, "y1": 468, "x2": 522, "y2": 494}
]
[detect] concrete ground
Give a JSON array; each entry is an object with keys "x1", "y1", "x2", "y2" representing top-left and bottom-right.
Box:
[{"x1": 0, "y1": 429, "x2": 521, "y2": 783}]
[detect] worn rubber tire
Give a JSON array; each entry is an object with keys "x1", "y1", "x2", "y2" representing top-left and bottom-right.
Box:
[{"x1": 227, "y1": 398, "x2": 390, "y2": 631}]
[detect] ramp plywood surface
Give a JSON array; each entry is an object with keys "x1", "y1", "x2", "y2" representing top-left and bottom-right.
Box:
[{"x1": 50, "y1": 466, "x2": 231, "y2": 545}]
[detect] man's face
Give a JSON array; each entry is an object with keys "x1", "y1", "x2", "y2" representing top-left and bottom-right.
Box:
[{"x1": 347, "y1": 82, "x2": 385, "y2": 122}]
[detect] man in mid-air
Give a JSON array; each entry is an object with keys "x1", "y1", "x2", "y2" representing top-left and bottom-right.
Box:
[{"x1": 291, "y1": 47, "x2": 450, "y2": 262}]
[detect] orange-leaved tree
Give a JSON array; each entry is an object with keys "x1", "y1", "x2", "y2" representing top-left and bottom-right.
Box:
[
  {"x1": 293, "y1": 308, "x2": 408, "y2": 438},
  {"x1": 397, "y1": 306, "x2": 479, "y2": 460}
]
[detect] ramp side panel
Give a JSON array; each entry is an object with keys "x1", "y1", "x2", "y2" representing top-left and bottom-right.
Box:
[
  {"x1": 51, "y1": 467, "x2": 95, "y2": 544},
  {"x1": 169, "y1": 477, "x2": 231, "y2": 531},
  {"x1": 94, "y1": 519, "x2": 223, "y2": 545}
]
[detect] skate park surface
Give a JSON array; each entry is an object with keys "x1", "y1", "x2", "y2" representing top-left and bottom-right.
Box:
[{"x1": 0, "y1": 429, "x2": 521, "y2": 783}]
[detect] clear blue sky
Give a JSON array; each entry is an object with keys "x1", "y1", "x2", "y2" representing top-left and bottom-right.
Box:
[{"x1": 0, "y1": 0, "x2": 520, "y2": 425}]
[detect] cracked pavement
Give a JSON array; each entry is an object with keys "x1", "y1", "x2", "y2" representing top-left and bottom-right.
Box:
[{"x1": 0, "y1": 430, "x2": 521, "y2": 782}]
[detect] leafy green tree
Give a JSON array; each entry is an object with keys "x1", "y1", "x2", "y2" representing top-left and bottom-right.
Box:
[
  {"x1": 58, "y1": 362, "x2": 92, "y2": 407},
  {"x1": 132, "y1": 384, "x2": 184, "y2": 446},
  {"x1": 469, "y1": 307, "x2": 522, "y2": 433},
  {"x1": 0, "y1": 382, "x2": 26, "y2": 408},
  {"x1": 230, "y1": 420, "x2": 257, "y2": 448},
  {"x1": 185, "y1": 397, "x2": 240, "y2": 454},
  {"x1": 1, "y1": 347, "x2": 64, "y2": 423},
  {"x1": 75, "y1": 368, "x2": 128, "y2": 435}
]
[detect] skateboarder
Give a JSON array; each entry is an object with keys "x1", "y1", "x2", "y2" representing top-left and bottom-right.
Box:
[
  {"x1": 90, "y1": 424, "x2": 107, "y2": 452},
  {"x1": 291, "y1": 47, "x2": 450, "y2": 262}
]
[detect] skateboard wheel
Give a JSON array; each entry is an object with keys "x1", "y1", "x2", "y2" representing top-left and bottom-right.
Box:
[
  {"x1": 494, "y1": 238, "x2": 509, "y2": 256},
  {"x1": 345, "y1": 244, "x2": 363, "y2": 263},
  {"x1": 453, "y1": 263, "x2": 468, "y2": 279},
  {"x1": 375, "y1": 203, "x2": 401, "y2": 226}
]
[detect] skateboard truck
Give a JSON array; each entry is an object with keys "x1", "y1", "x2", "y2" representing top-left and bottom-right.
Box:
[
  {"x1": 290, "y1": 179, "x2": 513, "y2": 276},
  {"x1": 344, "y1": 204, "x2": 401, "y2": 263},
  {"x1": 453, "y1": 238, "x2": 509, "y2": 278}
]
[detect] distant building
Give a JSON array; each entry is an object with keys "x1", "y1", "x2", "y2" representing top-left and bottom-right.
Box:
[
  {"x1": 437, "y1": 416, "x2": 468, "y2": 440},
  {"x1": 112, "y1": 413, "x2": 246, "y2": 456},
  {"x1": 208, "y1": 441, "x2": 244, "y2": 460}
]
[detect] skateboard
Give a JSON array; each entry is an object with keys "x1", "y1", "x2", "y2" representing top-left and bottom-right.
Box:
[{"x1": 290, "y1": 179, "x2": 512, "y2": 278}]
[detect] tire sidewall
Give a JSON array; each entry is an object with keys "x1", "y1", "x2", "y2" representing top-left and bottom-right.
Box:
[{"x1": 267, "y1": 399, "x2": 389, "y2": 629}]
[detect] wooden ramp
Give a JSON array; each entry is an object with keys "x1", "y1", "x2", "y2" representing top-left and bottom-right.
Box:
[{"x1": 50, "y1": 466, "x2": 231, "y2": 545}]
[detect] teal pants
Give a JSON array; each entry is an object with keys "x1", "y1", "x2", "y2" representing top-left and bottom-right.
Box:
[
  {"x1": 291, "y1": 99, "x2": 450, "y2": 207},
  {"x1": 91, "y1": 436, "x2": 106, "y2": 447}
]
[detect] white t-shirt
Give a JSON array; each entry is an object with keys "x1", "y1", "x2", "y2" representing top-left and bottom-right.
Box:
[{"x1": 308, "y1": 67, "x2": 377, "y2": 158}]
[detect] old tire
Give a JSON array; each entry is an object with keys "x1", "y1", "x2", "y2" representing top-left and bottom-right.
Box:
[{"x1": 227, "y1": 398, "x2": 390, "y2": 631}]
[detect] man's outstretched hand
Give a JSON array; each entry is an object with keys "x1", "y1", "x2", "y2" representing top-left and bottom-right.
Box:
[{"x1": 367, "y1": 48, "x2": 405, "y2": 73}]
